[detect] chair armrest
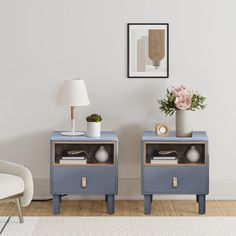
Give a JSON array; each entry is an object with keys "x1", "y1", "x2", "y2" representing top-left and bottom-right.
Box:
[{"x1": 0, "y1": 160, "x2": 34, "y2": 207}]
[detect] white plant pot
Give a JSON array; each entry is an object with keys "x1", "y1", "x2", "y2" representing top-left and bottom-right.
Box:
[
  {"x1": 87, "y1": 122, "x2": 101, "y2": 137},
  {"x1": 176, "y1": 110, "x2": 192, "y2": 137}
]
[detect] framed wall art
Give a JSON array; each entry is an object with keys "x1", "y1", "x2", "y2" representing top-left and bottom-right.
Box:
[{"x1": 127, "y1": 23, "x2": 169, "y2": 78}]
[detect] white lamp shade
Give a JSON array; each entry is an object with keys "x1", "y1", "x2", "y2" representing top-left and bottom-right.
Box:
[{"x1": 57, "y1": 79, "x2": 90, "y2": 106}]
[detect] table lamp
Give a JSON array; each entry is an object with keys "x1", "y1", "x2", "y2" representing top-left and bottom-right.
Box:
[{"x1": 57, "y1": 79, "x2": 90, "y2": 136}]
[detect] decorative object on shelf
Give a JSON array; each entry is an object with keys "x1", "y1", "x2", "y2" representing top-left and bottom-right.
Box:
[
  {"x1": 158, "y1": 150, "x2": 181, "y2": 159},
  {"x1": 95, "y1": 146, "x2": 109, "y2": 163},
  {"x1": 56, "y1": 79, "x2": 90, "y2": 136},
  {"x1": 158, "y1": 84, "x2": 206, "y2": 137},
  {"x1": 127, "y1": 23, "x2": 169, "y2": 78},
  {"x1": 186, "y1": 145, "x2": 200, "y2": 163},
  {"x1": 151, "y1": 149, "x2": 181, "y2": 164},
  {"x1": 59, "y1": 150, "x2": 89, "y2": 165},
  {"x1": 86, "y1": 114, "x2": 102, "y2": 137},
  {"x1": 59, "y1": 158, "x2": 87, "y2": 165},
  {"x1": 155, "y1": 123, "x2": 169, "y2": 136},
  {"x1": 151, "y1": 156, "x2": 178, "y2": 165},
  {"x1": 66, "y1": 150, "x2": 89, "y2": 157}
]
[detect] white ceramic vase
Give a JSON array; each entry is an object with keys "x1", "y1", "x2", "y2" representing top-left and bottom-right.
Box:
[
  {"x1": 95, "y1": 146, "x2": 109, "y2": 163},
  {"x1": 87, "y1": 122, "x2": 101, "y2": 137},
  {"x1": 186, "y1": 145, "x2": 200, "y2": 163},
  {"x1": 176, "y1": 110, "x2": 192, "y2": 137}
]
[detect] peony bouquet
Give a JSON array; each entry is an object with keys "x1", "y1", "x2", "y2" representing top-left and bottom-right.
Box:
[{"x1": 158, "y1": 85, "x2": 206, "y2": 116}]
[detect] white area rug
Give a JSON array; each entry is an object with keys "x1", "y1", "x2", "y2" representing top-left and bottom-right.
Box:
[
  {"x1": 0, "y1": 217, "x2": 7, "y2": 230},
  {"x1": 0, "y1": 217, "x2": 8, "y2": 234},
  {"x1": 1, "y1": 217, "x2": 236, "y2": 236}
]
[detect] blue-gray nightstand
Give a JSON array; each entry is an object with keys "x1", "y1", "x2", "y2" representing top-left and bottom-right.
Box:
[
  {"x1": 50, "y1": 131, "x2": 118, "y2": 214},
  {"x1": 141, "y1": 131, "x2": 209, "y2": 214}
]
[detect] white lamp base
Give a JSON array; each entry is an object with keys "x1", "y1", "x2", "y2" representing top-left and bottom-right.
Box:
[{"x1": 60, "y1": 131, "x2": 85, "y2": 136}]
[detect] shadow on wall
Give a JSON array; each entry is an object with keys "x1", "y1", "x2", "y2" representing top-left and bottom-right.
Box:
[
  {"x1": 116, "y1": 123, "x2": 145, "y2": 196},
  {"x1": 0, "y1": 130, "x2": 52, "y2": 178}
]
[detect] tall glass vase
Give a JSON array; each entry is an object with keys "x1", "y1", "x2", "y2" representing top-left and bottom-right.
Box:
[{"x1": 176, "y1": 110, "x2": 192, "y2": 137}]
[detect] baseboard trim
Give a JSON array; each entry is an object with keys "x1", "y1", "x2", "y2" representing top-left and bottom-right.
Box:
[{"x1": 33, "y1": 177, "x2": 236, "y2": 200}]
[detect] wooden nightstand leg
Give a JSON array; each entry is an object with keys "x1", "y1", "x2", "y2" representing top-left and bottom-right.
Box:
[
  {"x1": 53, "y1": 195, "x2": 61, "y2": 215},
  {"x1": 144, "y1": 194, "x2": 152, "y2": 214},
  {"x1": 198, "y1": 194, "x2": 206, "y2": 214},
  {"x1": 107, "y1": 195, "x2": 114, "y2": 214},
  {"x1": 196, "y1": 194, "x2": 199, "y2": 203}
]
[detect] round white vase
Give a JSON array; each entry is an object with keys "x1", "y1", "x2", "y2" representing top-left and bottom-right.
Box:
[
  {"x1": 176, "y1": 110, "x2": 192, "y2": 137},
  {"x1": 186, "y1": 145, "x2": 200, "y2": 163},
  {"x1": 95, "y1": 146, "x2": 109, "y2": 163},
  {"x1": 87, "y1": 122, "x2": 101, "y2": 137}
]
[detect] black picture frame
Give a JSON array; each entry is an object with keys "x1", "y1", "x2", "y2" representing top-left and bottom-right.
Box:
[{"x1": 127, "y1": 23, "x2": 169, "y2": 78}]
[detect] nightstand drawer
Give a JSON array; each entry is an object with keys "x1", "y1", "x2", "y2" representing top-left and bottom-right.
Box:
[
  {"x1": 51, "y1": 166, "x2": 117, "y2": 194},
  {"x1": 143, "y1": 166, "x2": 208, "y2": 194}
]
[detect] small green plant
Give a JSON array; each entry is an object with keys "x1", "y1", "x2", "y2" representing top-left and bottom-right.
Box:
[{"x1": 86, "y1": 114, "x2": 102, "y2": 122}]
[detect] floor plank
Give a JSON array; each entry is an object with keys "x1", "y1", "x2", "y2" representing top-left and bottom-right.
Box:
[
  {"x1": 0, "y1": 202, "x2": 14, "y2": 216},
  {"x1": 215, "y1": 201, "x2": 236, "y2": 216},
  {"x1": 0, "y1": 200, "x2": 234, "y2": 216},
  {"x1": 152, "y1": 200, "x2": 177, "y2": 216}
]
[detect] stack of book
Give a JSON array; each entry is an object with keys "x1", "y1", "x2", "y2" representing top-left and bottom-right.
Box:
[
  {"x1": 150, "y1": 156, "x2": 178, "y2": 165},
  {"x1": 59, "y1": 156, "x2": 87, "y2": 165}
]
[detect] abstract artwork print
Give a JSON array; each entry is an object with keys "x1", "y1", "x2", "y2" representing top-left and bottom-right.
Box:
[{"x1": 128, "y1": 23, "x2": 169, "y2": 78}]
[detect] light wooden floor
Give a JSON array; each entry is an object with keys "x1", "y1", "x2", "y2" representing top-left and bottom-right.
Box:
[{"x1": 1, "y1": 200, "x2": 236, "y2": 216}]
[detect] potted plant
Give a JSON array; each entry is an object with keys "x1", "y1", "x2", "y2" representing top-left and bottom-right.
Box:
[
  {"x1": 158, "y1": 85, "x2": 206, "y2": 137},
  {"x1": 86, "y1": 114, "x2": 102, "y2": 137}
]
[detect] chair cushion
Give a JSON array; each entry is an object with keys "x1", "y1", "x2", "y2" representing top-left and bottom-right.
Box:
[{"x1": 0, "y1": 173, "x2": 24, "y2": 200}]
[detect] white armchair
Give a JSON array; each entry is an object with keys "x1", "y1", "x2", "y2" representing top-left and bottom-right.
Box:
[{"x1": 0, "y1": 160, "x2": 34, "y2": 223}]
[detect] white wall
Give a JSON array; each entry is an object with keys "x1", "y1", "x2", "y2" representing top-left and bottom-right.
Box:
[{"x1": 0, "y1": 0, "x2": 236, "y2": 199}]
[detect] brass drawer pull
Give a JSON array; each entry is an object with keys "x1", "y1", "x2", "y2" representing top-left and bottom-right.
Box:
[
  {"x1": 172, "y1": 177, "x2": 178, "y2": 188},
  {"x1": 81, "y1": 177, "x2": 87, "y2": 188}
]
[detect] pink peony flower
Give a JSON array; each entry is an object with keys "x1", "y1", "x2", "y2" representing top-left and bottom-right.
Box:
[
  {"x1": 174, "y1": 95, "x2": 192, "y2": 110},
  {"x1": 171, "y1": 84, "x2": 189, "y2": 97}
]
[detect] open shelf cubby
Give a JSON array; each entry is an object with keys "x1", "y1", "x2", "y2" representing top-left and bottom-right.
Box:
[
  {"x1": 145, "y1": 143, "x2": 206, "y2": 165},
  {"x1": 53, "y1": 143, "x2": 115, "y2": 165}
]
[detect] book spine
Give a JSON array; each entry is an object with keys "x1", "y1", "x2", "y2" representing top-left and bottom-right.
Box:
[
  {"x1": 150, "y1": 160, "x2": 178, "y2": 164},
  {"x1": 59, "y1": 160, "x2": 87, "y2": 164},
  {"x1": 152, "y1": 156, "x2": 176, "y2": 160},
  {"x1": 61, "y1": 156, "x2": 86, "y2": 160}
]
